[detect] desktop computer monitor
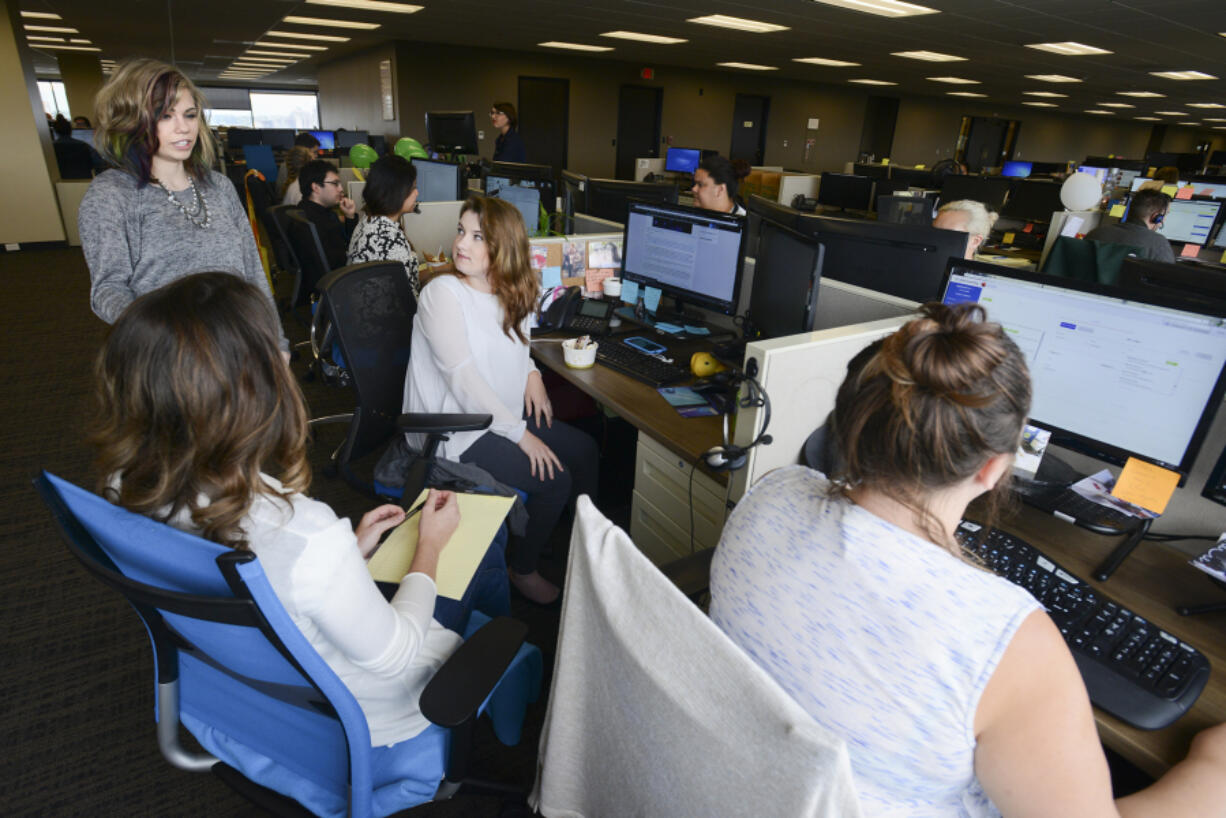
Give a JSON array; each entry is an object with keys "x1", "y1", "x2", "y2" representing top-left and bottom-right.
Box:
[
  {"x1": 226, "y1": 129, "x2": 261, "y2": 149},
  {"x1": 584, "y1": 178, "x2": 678, "y2": 225},
  {"x1": 853, "y1": 163, "x2": 891, "y2": 180},
  {"x1": 1078, "y1": 166, "x2": 1109, "y2": 185},
  {"x1": 1155, "y1": 199, "x2": 1222, "y2": 244},
  {"x1": 411, "y1": 157, "x2": 463, "y2": 202},
  {"x1": 665, "y1": 147, "x2": 701, "y2": 174},
  {"x1": 1182, "y1": 180, "x2": 1226, "y2": 200},
  {"x1": 877, "y1": 195, "x2": 936, "y2": 226},
  {"x1": 621, "y1": 200, "x2": 746, "y2": 317},
  {"x1": 747, "y1": 220, "x2": 825, "y2": 340},
  {"x1": 817, "y1": 173, "x2": 873, "y2": 211},
  {"x1": 746, "y1": 194, "x2": 801, "y2": 255},
  {"x1": 939, "y1": 175, "x2": 1011, "y2": 211},
  {"x1": 794, "y1": 214, "x2": 968, "y2": 303},
  {"x1": 425, "y1": 111, "x2": 478, "y2": 154},
  {"x1": 1001, "y1": 180, "x2": 1064, "y2": 223},
  {"x1": 560, "y1": 170, "x2": 587, "y2": 233},
  {"x1": 483, "y1": 161, "x2": 555, "y2": 236},
  {"x1": 70, "y1": 128, "x2": 94, "y2": 144},
  {"x1": 1028, "y1": 161, "x2": 1068, "y2": 176},
  {"x1": 940, "y1": 259, "x2": 1226, "y2": 475},
  {"x1": 1129, "y1": 176, "x2": 1189, "y2": 193},
  {"x1": 334, "y1": 130, "x2": 370, "y2": 150},
  {"x1": 303, "y1": 130, "x2": 335, "y2": 150},
  {"x1": 369, "y1": 135, "x2": 387, "y2": 155},
  {"x1": 1118, "y1": 258, "x2": 1226, "y2": 311},
  {"x1": 1001, "y1": 161, "x2": 1033, "y2": 178},
  {"x1": 261, "y1": 129, "x2": 295, "y2": 150},
  {"x1": 889, "y1": 167, "x2": 936, "y2": 191}
]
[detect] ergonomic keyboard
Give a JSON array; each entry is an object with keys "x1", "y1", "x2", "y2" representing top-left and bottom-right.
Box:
[
  {"x1": 595, "y1": 339, "x2": 689, "y2": 388},
  {"x1": 956, "y1": 521, "x2": 1210, "y2": 730}
]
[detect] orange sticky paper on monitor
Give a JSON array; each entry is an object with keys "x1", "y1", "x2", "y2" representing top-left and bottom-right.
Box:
[
  {"x1": 1181, "y1": 243, "x2": 1202, "y2": 258},
  {"x1": 1023, "y1": 223, "x2": 1034, "y2": 233},
  {"x1": 1111, "y1": 457, "x2": 1180, "y2": 515},
  {"x1": 1175, "y1": 186, "x2": 1194, "y2": 200}
]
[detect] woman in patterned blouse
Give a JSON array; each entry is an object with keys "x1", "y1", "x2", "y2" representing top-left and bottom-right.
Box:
[{"x1": 346, "y1": 155, "x2": 422, "y2": 294}]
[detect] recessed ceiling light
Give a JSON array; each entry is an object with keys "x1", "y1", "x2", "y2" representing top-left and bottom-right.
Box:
[
  {"x1": 1178, "y1": 122, "x2": 1201, "y2": 126},
  {"x1": 794, "y1": 57, "x2": 860, "y2": 67},
  {"x1": 807, "y1": 0, "x2": 938, "y2": 18},
  {"x1": 601, "y1": 31, "x2": 687, "y2": 44},
  {"x1": 927, "y1": 76, "x2": 979, "y2": 84},
  {"x1": 1154, "y1": 111, "x2": 1189, "y2": 116},
  {"x1": 304, "y1": 0, "x2": 422, "y2": 11},
  {"x1": 283, "y1": 15, "x2": 381, "y2": 29},
  {"x1": 254, "y1": 41, "x2": 327, "y2": 51},
  {"x1": 1205, "y1": 118, "x2": 1226, "y2": 122},
  {"x1": 1025, "y1": 74, "x2": 1081, "y2": 83},
  {"x1": 686, "y1": 15, "x2": 788, "y2": 33},
  {"x1": 69, "y1": 38, "x2": 91, "y2": 43},
  {"x1": 1150, "y1": 70, "x2": 1217, "y2": 80},
  {"x1": 237, "y1": 57, "x2": 296, "y2": 63},
  {"x1": 26, "y1": 35, "x2": 65, "y2": 42},
  {"x1": 266, "y1": 29, "x2": 350, "y2": 42},
  {"x1": 1085, "y1": 110, "x2": 1113, "y2": 115},
  {"x1": 1023, "y1": 102, "x2": 1058, "y2": 107},
  {"x1": 20, "y1": 11, "x2": 62, "y2": 19},
  {"x1": 246, "y1": 50, "x2": 309, "y2": 58},
  {"x1": 947, "y1": 92, "x2": 986, "y2": 97},
  {"x1": 1024, "y1": 91, "x2": 1067, "y2": 98},
  {"x1": 31, "y1": 44, "x2": 101, "y2": 51},
  {"x1": 1215, "y1": 126, "x2": 1226, "y2": 130},
  {"x1": 538, "y1": 41, "x2": 613, "y2": 52},
  {"x1": 1135, "y1": 116, "x2": 1161, "y2": 121},
  {"x1": 850, "y1": 78, "x2": 897, "y2": 85},
  {"x1": 1188, "y1": 103, "x2": 1226, "y2": 109},
  {"x1": 1025, "y1": 42, "x2": 1112, "y2": 56},
  {"x1": 1117, "y1": 91, "x2": 1164, "y2": 98},
  {"x1": 24, "y1": 24, "x2": 78, "y2": 33},
  {"x1": 718, "y1": 62, "x2": 778, "y2": 70},
  {"x1": 891, "y1": 50, "x2": 964, "y2": 61},
  {"x1": 1097, "y1": 102, "x2": 1133, "y2": 108}
]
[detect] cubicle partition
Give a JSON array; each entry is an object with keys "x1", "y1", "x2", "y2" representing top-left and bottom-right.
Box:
[{"x1": 403, "y1": 201, "x2": 464, "y2": 261}]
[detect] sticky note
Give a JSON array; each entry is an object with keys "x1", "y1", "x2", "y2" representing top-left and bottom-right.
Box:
[
  {"x1": 1002, "y1": 232, "x2": 1016, "y2": 244},
  {"x1": 915, "y1": 164, "x2": 926, "y2": 170},
  {"x1": 683, "y1": 325, "x2": 711, "y2": 336},
  {"x1": 621, "y1": 279, "x2": 639, "y2": 305},
  {"x1": 882, "y1": 158, "x2": 890, "y2": 165},
  {"x1": 541, "y1": 265, "x2": 562, "y2": 288},
  {"x1": 1023, "y1": 222, "x2": 1034, "y2": 233},
  {"x1": 1146, "y1": 167, "x2": 1156, "y2": 178},
  {"x1": 1109, "y1": 204, "x2": 1126, "y2": 218},
  {"x1": 1181, "y1": 243, "x2": 1202, "y2": 258},
  {"x1": 1161, "y1": 185, "x2": 1179, "y2": 198},
  {"x1": 1221, "y1": 248, "x2": 1226, "y2": 264},
  {"x1": 1111, "y1": 457, "x2": 1180, "y2": 515},
  {"x1": 585, "y1": 267, "x2": 613, "y2": 294},
  {"x1": 643, "y1": 286, "x2": 662, "y2": 313},
  {"x1": 653, "y1": 322, "x2": 684, "y2": 335},
  {"x1": 1175, "y1": 185, "x2": 1194, "y2": 200}
]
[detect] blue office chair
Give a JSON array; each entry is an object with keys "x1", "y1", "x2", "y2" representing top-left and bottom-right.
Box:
[{"x1": 35, "y1": 471, "x2": 541, "y2": 818}]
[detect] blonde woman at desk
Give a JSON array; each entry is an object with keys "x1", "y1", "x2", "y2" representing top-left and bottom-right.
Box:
[
  {"x1": 710, "y1": 303, "x2": 1226, "y2": 818},
  {"x1": 933, "y1": 199, "x2": 995, "y2": 258},
  {"x1": 692, "y1": 155, "x2": 750, "y2": 216},
  {"x1": 404, "y1": 196, "x2": 598, "y2": 606}
]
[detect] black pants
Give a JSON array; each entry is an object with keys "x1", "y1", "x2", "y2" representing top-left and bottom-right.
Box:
[{"x1": 459, "y1": 417, "x2": 599, "y2": 574}]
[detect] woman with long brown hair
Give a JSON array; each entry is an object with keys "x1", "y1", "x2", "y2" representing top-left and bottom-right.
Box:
[{"x1": 404, "y1": 196, "x2": 597, "y2": 605}]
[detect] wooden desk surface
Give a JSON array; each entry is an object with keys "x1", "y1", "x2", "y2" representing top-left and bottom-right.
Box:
[{"x1": 980, "y1": 505, "x2": 1226, "y2": 778}]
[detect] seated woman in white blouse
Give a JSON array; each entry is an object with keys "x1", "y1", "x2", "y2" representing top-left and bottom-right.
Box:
[
  {"x1": 404, "y1": 196, "x2": 598, "y2": 606},
  {"x1": 347, "y1": 155, "x2": 422, "y2": 295},
  {"x1": 710, "y1": 303, "x2": 1226, "y2": 818}
]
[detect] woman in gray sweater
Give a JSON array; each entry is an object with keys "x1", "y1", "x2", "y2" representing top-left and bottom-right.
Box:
[{"x1": 79, "y1": 58, "x2": 282, "y2": 346}]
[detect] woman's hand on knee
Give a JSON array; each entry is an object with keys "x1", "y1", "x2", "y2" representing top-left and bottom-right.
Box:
[{"x1": 518, "y1": 430, "x2": 563, "y2": 481}]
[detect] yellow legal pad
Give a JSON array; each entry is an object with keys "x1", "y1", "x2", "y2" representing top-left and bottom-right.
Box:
[
  {"x1": 366, "y1": 490, "x2": 515, "y2": 599},
  {"x1": 1111, "y1": 457, "x2": 1180, "y2": 516}
]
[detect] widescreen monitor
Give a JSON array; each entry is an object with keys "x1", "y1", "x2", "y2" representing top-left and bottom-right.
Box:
[
  {"x1": 853, "y1": 163, "x2": 891, "y2": 180},
  {"x1": 665, "y1": 147, "x2": 701, "y2": 174},
  {"x1": 748, "y1": 220, "x2": 825, "y2": 340},
  {"x1": 1001, "y1": 161, "x2": 1033, "y2": 178},
  {"x1": 369, "y1": 134, "x2": 387, "y2": 155},
  {"x1": 794, "y1": 214, "x2": 968, "y2": 303},
  {"x1": 621, "y1": 200, "x2": 746, "y2": 316},
  {"x1": 425, "y1": 111, "x2": 478, "y2": 154},
  {"x1": 560, "y1": 170, "x2": 587, "y2": 232},
  {"x1": 1156, "y1": 199, "x2": 1222, "y2": 244},
  {"x1": 889, "y1": 166, "x2": 936, "y2": 190},
  {"x1": 1029, "y1": 161, "x2": 1068, "y2": 176},
  {"x1": 941, "y1": 259, "x2": 1226, "y2": 475},
  {"x1": 261, "y1": 129, "x2": 295, "y2": 150},
  {"x1": 1183, "y1": 180, "x2": 1226, "y2": 200},
  {"x1": 334, "y1": 130, "x2": 369, "y2": 150},
  {"x1": 877, "y1": 195, "x2": 936, "y2": 226},
  {"x1": 304, "y1": 130, "x2": 335, "y2": 150},
  {"x1": 1118, "y1": 258, "x2": 1226, "y2": 310},
  {"x1": 746, "y1": 194, "x2": 801, "y2": 255},
  {"x1": 817, "y1": 173, "x2": 873, "y2": 211},
  {"x1": 1001, "y1": 180, "x2": 1064, "y2": 223},
  {"x1": 939, "y1": 175, "x2": 1011, "y2": 211},
  {"x1": 1129, "y1": 176, "x2": 1189, "y2": 192},
  {"x1": 411, "y1": 157, "x2": 463, "y2": 202},
  {"x1": 483, "y1": 161, "x2": 555, "y2": 236},
  {"x1": 70, "y1": 129, "x2": 94, "y2": 144},
  {"x1": 225, "y1": 129, "x2": 261, "y2": 149},
  {"x1": 584, "y1": 178, "x2": 678, "y2": 225},
  {"x1": 1077, "y1": 166, "x2": 1108, "y2": 185}
]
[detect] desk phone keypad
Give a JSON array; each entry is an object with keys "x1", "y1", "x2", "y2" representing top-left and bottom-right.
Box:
[{"x1": 956, "y1": 521, "x2": 1210, "y2": 730}]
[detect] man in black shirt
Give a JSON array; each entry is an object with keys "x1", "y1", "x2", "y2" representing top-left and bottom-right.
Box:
[
  {"x1": 1084, "y1": 189, "x2": 1175, "y2": 263},
  {"x1": 297, "y1": 159, "x2": 357, "y2": 270}
]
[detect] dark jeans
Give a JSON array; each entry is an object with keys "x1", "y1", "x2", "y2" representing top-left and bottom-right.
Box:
[{"x1": 459, "y1": 417, "x2": 599, "y2": 574}]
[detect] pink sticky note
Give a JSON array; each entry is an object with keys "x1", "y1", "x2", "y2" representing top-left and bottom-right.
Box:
[
  {"x1": 1175, "y1": 186, "x2": 1194, "y2": 200},
  {"x1": 1181, "y1": 243, "x2": 1202, "y2": 258}
]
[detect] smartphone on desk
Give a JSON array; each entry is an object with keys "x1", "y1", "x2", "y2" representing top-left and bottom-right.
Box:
[{"x1": 623, "y1": 336, "x2": 668, "y2": 356}]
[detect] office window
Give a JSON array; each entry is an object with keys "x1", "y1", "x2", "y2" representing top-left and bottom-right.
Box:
[
  {"x1": 250, "y1": 92, "x2": 319, "y2": 129},
  {"x1": 37, "y1": 80, "x2": 69, "y2": 117},
  {"x1": 206, "y1": 109, "x2": 255, "y2": 128}
]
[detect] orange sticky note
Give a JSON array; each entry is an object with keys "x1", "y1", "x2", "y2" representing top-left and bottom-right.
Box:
[
  {"x1": 1161, "y1": 185, "x2": 1179, "y2": 197},
  {"x1": 1182, "y1": 243, "x2": 1202, "y2": 258},
  {"x1": 1111, "y1": 457, "x2": 1180, "y2": 515},
  {"x1": 584, "y1": 267, "x2": 613, "y2": 294},
  {"x1": 1175, "y1": 185, "x2": 1194, "y2": 200},
  {"x1": 1023, "y1": 222, "x2": 1034, "y2": 233},
  {"x1": 1002, "y1": 231, "x2": 1016, "y2": 244},
  {"x1": 1146, "y1": 167, "x2": 1157, "y2": 178}
]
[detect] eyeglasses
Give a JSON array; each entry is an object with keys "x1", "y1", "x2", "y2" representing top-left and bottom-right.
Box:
[{"x1": 324, "y1": 179, "x2": 342, "y2": 187}]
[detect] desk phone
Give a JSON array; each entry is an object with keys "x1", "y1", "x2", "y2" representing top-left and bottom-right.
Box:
[{"x1": 539, "y1": 287, "x2": 617, "y2": 334}]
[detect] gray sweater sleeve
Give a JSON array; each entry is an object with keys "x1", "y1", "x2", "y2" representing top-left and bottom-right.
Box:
[{"x1": 79, "y1": 171, "x2": 139, "y2": 323}]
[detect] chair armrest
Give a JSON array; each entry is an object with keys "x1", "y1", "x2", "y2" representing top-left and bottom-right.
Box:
[
  {"x1": 419, "y1": 616, "x2": 527, "y2": 728},
  {"x1": 396, "y1": 413, "x2": 493, "y2": 435}
]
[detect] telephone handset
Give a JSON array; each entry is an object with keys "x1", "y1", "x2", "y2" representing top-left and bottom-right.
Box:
[{"x1": 538, "y1": 286, "x2": 616, "y2": 334}]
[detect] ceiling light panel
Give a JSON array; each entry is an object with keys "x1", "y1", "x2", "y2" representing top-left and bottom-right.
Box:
[
  {"x1": 1116, "y1": 91, "x2": 1164, "y2": 97},
  {"x1": 1025, "y1": 42, "x2": 1112, "y2": 56},
  {"x1": 1097, "y1": 102, "x2": 1133, "y2": 108},
  {"x1": 254, "y1": 41, "x2": 327, "y2": 51},
  {"x1": 794, "y1": 57, "x2": 859, "y2": 66},
  {"x1": 947, "y1": 92, "x2": 986, "y2": 97},
  {"x1": 304, "y1": 0, "x2": 422, "y2": 11},
  {"x1": 246, "y1": 50, "x2": 310, "y2": 57},
  {"x1": 1154, "y1": 111, "x2": 1189, "y2": 116},
  {"x1": 1023, "y1": 101, "x2": 1058, "y2": 107},
  {"x1": 24, "y1": 25, "x2": 78, "y2": 33},
  {"x1": 807, "y1": 0, "x2": 938, "y2": 18},
  {"x1": 266, "y1": 30, "x2": 350, "y2": 41},
  {"x1": 1188, "y1": 103, "x2": 1226, "y2": 109},
  {"x1": 1024, "y1": 91, "x2": 1068, "y2": 97},
  {"x1": 20, "y1": 11, "x2": 62, "y2": 19},
  {"x1": 892, "y1": 50, "x2": 964, "y2": 61},
  {"x1": 601, "y1": 31, "x2": 687, "y2": 44},
  {"x1": 927, "y1": 76, "x2": 979, "y2": 84},
  {"x1": 686, "y1": 15, "x2": 788, "y2": 33},
  {"x1": 718, "y1": 62, "x2": 778, "y2": 70},
  {"x1": 32, "y1": 44, "x2": 100, "y2": 51},
  {"x1": 1025, "y1": 74, "x2": 1082, "y2": 83},
  {"x1": 26, "y1": 35, "x2": 65, "y2": 42},
  {"x1": 1150, "y1": 70, "x2": 1217, "y2": 80},
  {"x1": 850, "y1": 78, "x2": 897, "y2": 85},
  {"x1": 1134, "y1": 116, "x2": 1161, "y2": 121},
  {"x1": 538, "y1": 41, "x2": 613, "y2": 51},
  {"x1": 283, "y1": 15, "x2": 381, "y2": 30},
  {"x1": 1085, "y1": 110, "x2": 1113, "y2": 115}
]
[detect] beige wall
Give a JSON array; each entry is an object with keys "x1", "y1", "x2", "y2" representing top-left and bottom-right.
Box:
[
  {"x1": 0, "y1": 0, "x2": 65, "y2": 244},
  {"x1": 317, "y1": 43, "x2": 401, "y2": 142},
  {"x1": 58, "y1": 51, "x2": 104, "y2": 125}
]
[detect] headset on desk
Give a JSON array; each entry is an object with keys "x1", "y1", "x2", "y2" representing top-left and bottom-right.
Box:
[{"x1": 702, "y1": 369, "x2": 773, "y2": 472}]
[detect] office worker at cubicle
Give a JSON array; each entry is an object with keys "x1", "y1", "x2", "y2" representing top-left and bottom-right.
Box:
[
  {"x1": 1084, "y1": 189, "x2": 1175, "y2": 264},
  {"x1": 280, "y1": 145, "x2": 314, "y2": 205},
  {"x1": 347, "y1": 155, "x2": 422, "y2": 295},
  {"x1": 490, "y1": 102, "x2": 527, "y2": 164},
  {"x1": 404, "y1": 197, "x2": 598, "y2": 606},
  {"x1": 933, "y1": 199, "x2": 993, "y2": 259},
  {"x1": 710, "y1": 304, "x2": 1226, "y2": 818},
  {"x1": 298, "y1": 159, "x2": 359, "y2": 270},
  {"x1": 1137, "y1": 166, "x2": 1180, "y2": 192},
  {"x1": 78, "y1": 58, "x2": 285, "y2": 349},
  {"x1": 692, "y1": 155, "x2": 749, "y2": 216}
]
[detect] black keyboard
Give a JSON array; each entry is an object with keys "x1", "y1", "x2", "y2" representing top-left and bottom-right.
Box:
[
  {"x1": 956, "y1": 521, "x2": 1210, "y2": 730},
  {"x1": 595, "y1": 339, "x2": 689, "y2": 388},
  {"x1": 1014, "y1": 483, "x2": 1140, "y2": 534}
]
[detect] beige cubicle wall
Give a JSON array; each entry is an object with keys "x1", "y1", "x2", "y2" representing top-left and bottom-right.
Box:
[{"x1": 54, "y1": 182, "x2": 91, "y2": 246}]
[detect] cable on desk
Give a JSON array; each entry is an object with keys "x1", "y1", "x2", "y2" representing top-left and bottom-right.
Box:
[{"x1": 1144, "y1": 533, "x2": 1220, "y2": 543}]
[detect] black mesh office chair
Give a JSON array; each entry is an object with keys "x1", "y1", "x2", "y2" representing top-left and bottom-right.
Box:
[
  {"x1": 268, "y1": 204, "x2": 308, "y2": 319},
  {"x1": 285, "y1": 210, "x2": 334, "y2": 300},
  {"x1": 54, "y1": 140, "x2": 95, "y2": 179}
]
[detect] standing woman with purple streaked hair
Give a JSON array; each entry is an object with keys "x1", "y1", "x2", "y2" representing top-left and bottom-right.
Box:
[{"x1": 78, "y1": 58, "x2": 285, "y2": 348}]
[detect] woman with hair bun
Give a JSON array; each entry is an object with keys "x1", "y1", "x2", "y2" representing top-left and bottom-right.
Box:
[
  {"x1": 710, "y1": 303, "x2": 1226, "y2": 817},
  {"x1": 691, "y1": 155, "x2": 750, "y2": 216}
]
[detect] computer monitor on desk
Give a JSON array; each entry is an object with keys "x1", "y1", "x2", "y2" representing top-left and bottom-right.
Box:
[
  {"x1": 817, "y1": 173, "x2": 873, "y2": 211},
  {"x1": 1001, "y1": 161, "x2": 1032, "y2": 178},
  {"x1": 794, "y1": 214, "x2": 968, "y2": 303},
  {"x1": 303, "y1": 130, "x2": 335, "y2": 151},
  {"x1": 411, "y1": 157, "x2": 464, "y2": 202},
  {"x1": 665, "y1": 147, "x2": 701, "y2": 174},
  {"x1": 1000, "y1": 180, "x2": 1064, "y2": 223},
  {"x1": 260, "y1": 129, "x2": 295, "y2": 151},
  {"x1": 746, "y1": 220, "x2": 824, "y2": 340},
  {"x1": 483, "y1": 162, "x2": 555, "y2": 236},
  {"x1": 560, "y1": 170, "x2": 587, "y2": 233},
  {"x1": 334, "y1": 130, "x2": 370, "y2": 150},
  {"x1": 621, "y1": 200, "x2": 746, "y2": 319},
  {"x1": 939, "y1": 175, "x2": 1011, "y2": 211},
  {"x1": 746, "y1": 194, "x2": 801, "y2": 255},
  {"x1": 585, "y1": 178, "x2": 678, "y2": 225},
  {"x1": 941, "y1": 259, "x2": 1226, "y2": 477},
  {"x1": 226, "y1": 129, "x2": 261, "y2": 149},
  {"x1": 1154, "y1": 200, "x2": 1222, "y2": 245},
  {"x1": 425, "y1": 111, "x2": 478, "y2": 154}
]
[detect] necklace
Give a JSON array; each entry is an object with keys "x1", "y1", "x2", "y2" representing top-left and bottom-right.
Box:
[{"x1": 152, "y1": 174, "x2": 210, "y2": 229}]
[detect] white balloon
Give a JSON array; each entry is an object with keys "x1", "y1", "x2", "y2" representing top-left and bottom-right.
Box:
[{"x1": 1061, "y1": 172, "x2": 1103, "y2": 211}]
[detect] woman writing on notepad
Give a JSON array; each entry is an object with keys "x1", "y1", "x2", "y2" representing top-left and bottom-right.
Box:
[{"x1": 90, "y1": 272, "x2": 512, "y2": 761}]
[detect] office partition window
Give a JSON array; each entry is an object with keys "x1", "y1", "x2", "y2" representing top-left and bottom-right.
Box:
[{"x1": 249, "y1": 92, "x2": 319, "y2": 129}]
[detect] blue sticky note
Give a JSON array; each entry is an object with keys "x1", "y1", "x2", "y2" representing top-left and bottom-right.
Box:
[
  {"x1": 541, "y1": 265, "x2": 562, "y2": 288},
  {"x1": 621, "y1": 279, "x2": 639, "y2": 305},
  {"x1": 643, "y1": 286, "x2": 662, "y2": 313},
  {"x1": 683, "y1": 325, "x2": 711, "y2": 336},
  {"x1": 653, "y1": 322, "x2": 684, "y2": 335}
]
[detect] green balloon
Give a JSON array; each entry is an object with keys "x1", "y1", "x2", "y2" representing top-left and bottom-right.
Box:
[
  {"x1": 348, "y1": 143, "x2": 378, "y2": 169},
  {"x1": 393, "y1": 137, "x2": 422, "y2": 159},
  {"x1": 406, "y1": 146, "x2": 429, "y2": 160}
]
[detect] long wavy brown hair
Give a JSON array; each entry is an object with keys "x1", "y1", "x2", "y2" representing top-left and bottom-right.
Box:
[
  {"x1": 423, "y1": 195, "x2": 538, "y2": 343},
  {"x1": 89, "y1": 273, "x2": 310, "y2": 549}
]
